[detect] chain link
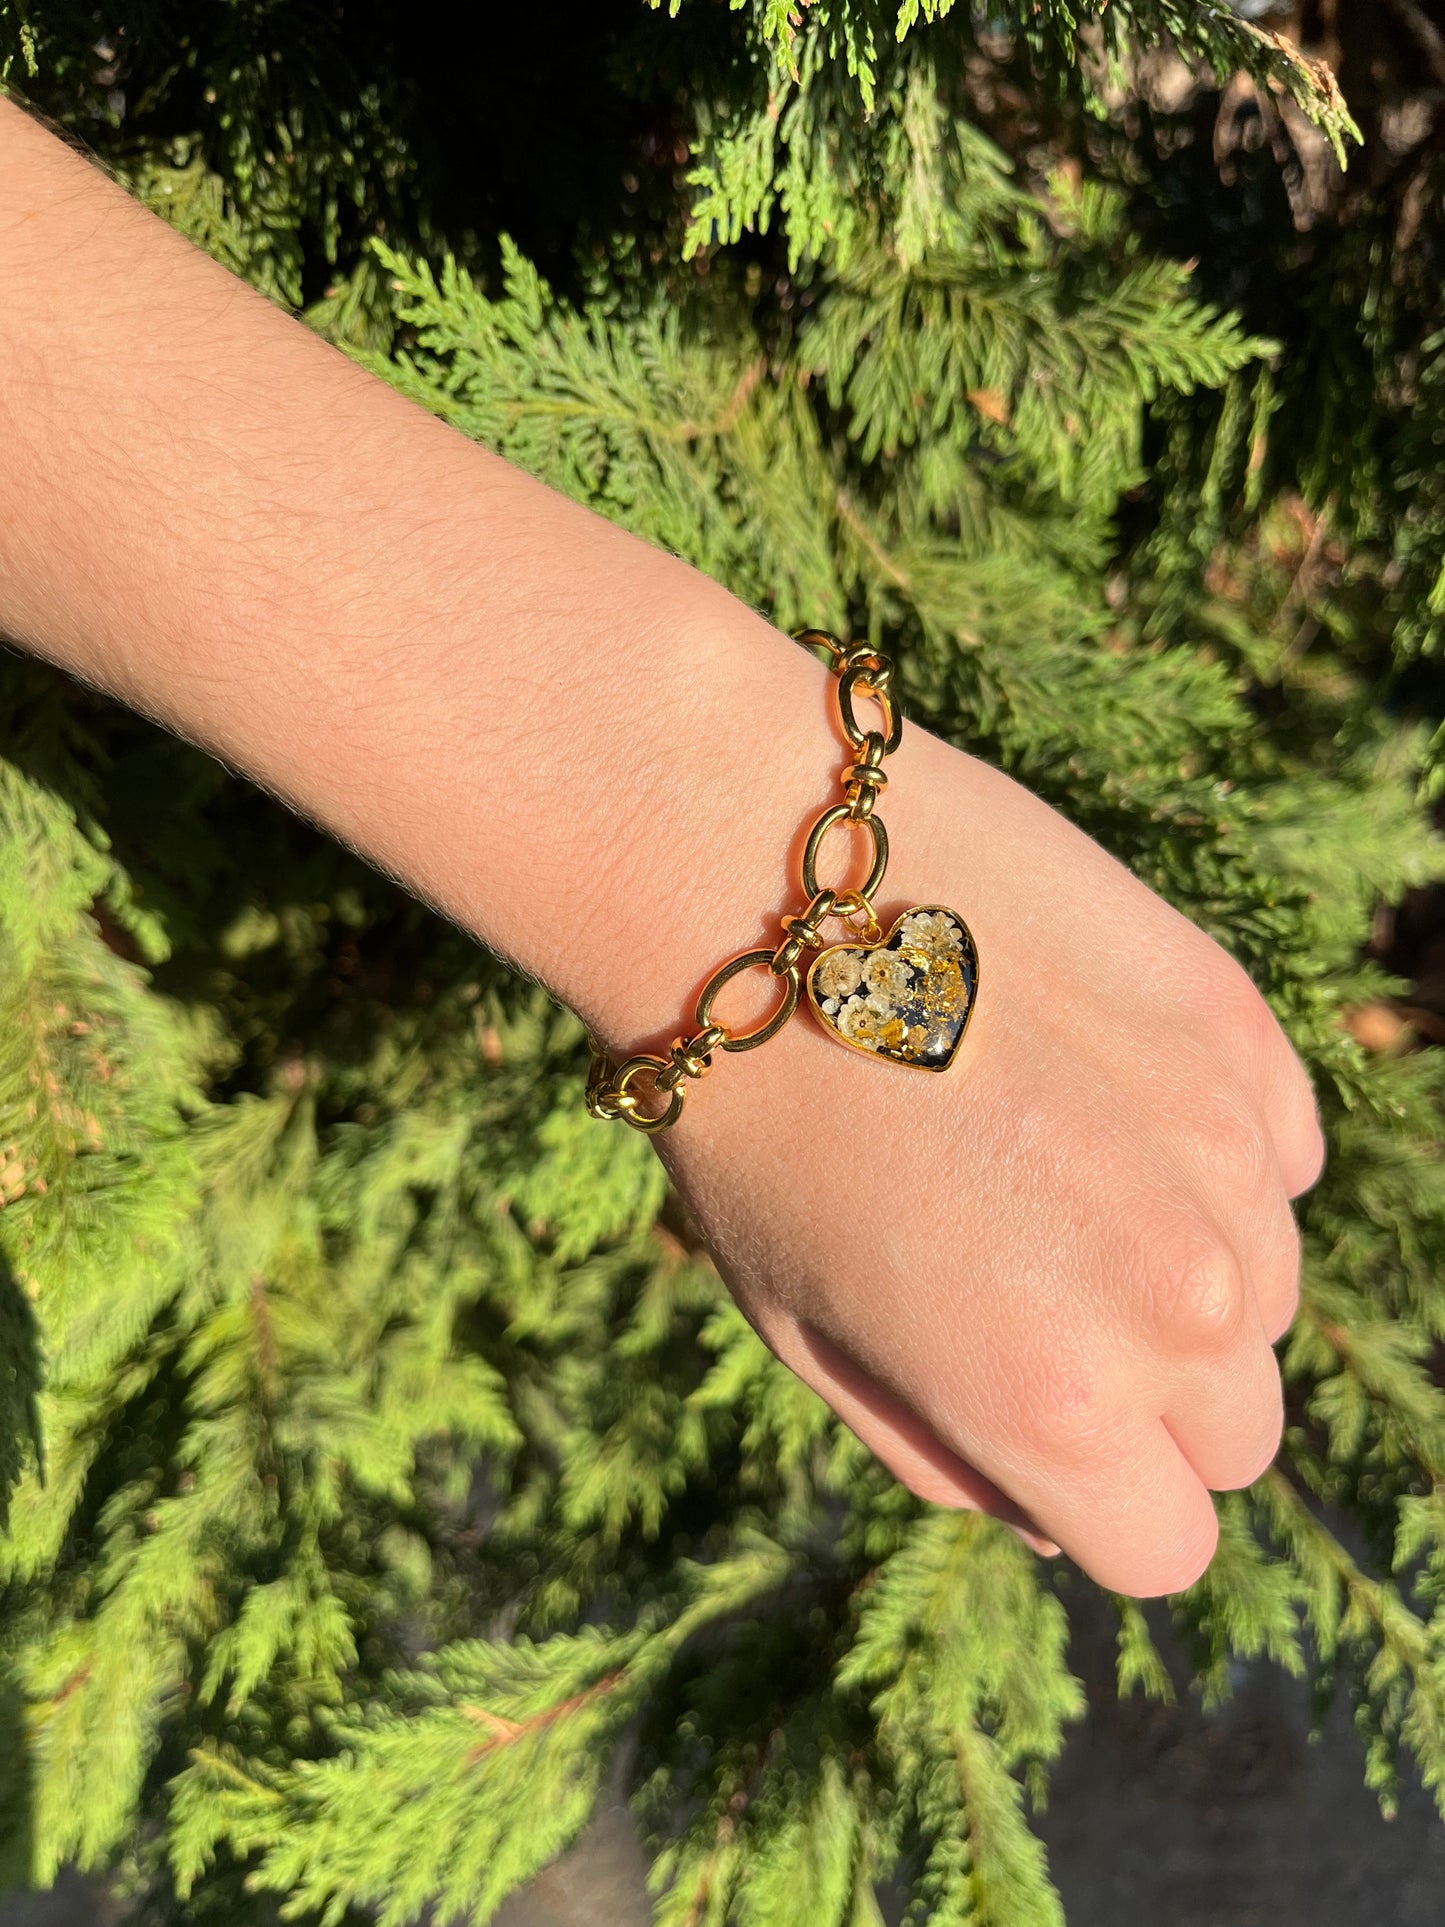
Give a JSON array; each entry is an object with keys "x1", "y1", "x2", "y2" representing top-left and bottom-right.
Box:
[{"x1": 587, "y1": 629, "x2": 903, "y2": 1131}]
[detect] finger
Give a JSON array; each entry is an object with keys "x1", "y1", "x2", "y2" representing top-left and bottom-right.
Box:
[
  {"x1": 1238, "y1": 1160, "x2": 1303, "y2": 1344},
  {"x1": 1213, "y1": 974, "x2": 1326, "y2": 1198},
  {"x1": 767, "y1": 1314, "x2": 1061, "y2": 1554},
  {"x1": 1125, "y1": 1197, "x2": 1288, "y2": 1485},
  {"x1": 1161, "y1": 1313, "x2": 1285, "y2": 1492},
  {"x1": 1153, "y1": 1091, "x2": 1302, "y2": 1342},
  {"x1": 970, "y1": 1404, "x2": 1221, "y2": 1597},
  {"x1": 780, "y1": 1305, "x2": 1217, "y2": 1596}
]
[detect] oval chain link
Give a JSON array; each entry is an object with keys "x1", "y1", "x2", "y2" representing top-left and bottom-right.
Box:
[
  {"x1": 837, "y1": 664, "x2": 902, "y2": 755},
  {"x1": 695, "y1": 949, "x2": 801, "y2": 1051},
  {"x1": 800, "y1": 804, "x2": 889, "y2": 903},
  {"x1": 587, "y1": 629, "x2": 903, "y2": 1131}
]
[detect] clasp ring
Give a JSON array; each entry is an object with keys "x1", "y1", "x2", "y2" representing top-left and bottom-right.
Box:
[{"x1": 612, "y1": 1055, "x2": 687, "y2": 1133}]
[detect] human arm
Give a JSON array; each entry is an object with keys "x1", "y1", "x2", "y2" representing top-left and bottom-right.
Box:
[{"x1": 0, "y1": 95, "x2": 1324, "y2": 1593}]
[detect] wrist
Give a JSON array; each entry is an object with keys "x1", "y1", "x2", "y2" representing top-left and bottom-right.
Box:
[
  {"x1": 509, "y1": 585, "x2": 844, "y2": 1050},
  {"x1": 564, "y1": 612, "x2": 975, "y2": 1089},
  {"x1": 0, "y1": 97, "x2": 892, "y2": 1053}
]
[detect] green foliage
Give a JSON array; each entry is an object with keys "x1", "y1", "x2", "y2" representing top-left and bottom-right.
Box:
[
  {"x1": 662, "y1": 0, "x2": 1355, "y2": 266},
  {"x1": 0, "y1": 2, "x2": 1442, "y2": 1923},
  {"x1": 170, "y1": 1547, "x2": 791, "y2": 1924}
]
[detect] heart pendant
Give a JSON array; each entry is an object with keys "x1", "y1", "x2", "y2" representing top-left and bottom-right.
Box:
[{"x1": 805, "y1": 905, "x2": 979, "y2": 1072}]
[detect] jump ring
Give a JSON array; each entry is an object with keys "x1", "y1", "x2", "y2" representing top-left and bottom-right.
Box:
[
  {"x1": 770, "y1": 931, "x2": 807, "y2": 976},
  {"x1": 841, "y1": 644, "x2": 891, "y2": 682},
  {"x1": 780, "y1": 887, "x2": 838, "y2": 951},
  {"x1": 832, "y1": 890, "x2": 884, "y2": 943},
  {"x1": 613, "y1": 1056, "x2": 686, "y2": 1133}
]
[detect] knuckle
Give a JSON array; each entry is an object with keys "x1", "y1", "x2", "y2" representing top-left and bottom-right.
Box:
[
  {"x1": 1142, "y1": 1218, "x2": 1249, "y2": 1353},
  {"x1": 1215, "y1": 972, "x2": 1324, "y2": 1162},
  {"x1": 1203, "y1": 956, "x2": 1279, "y2": 1052},
  {"x1": 1263, "y1": 1274, "x2": 1301, "y2": 1346},
  {"x1": 1283, "y1": 1109, "x2": 1327, "y2": 1198},
  {"x1": 1227, "y1": 971, "x2": 1284, "y2": 1054},
  {"x1": 1181, "y1": 1096, "x2": 1275, "y2": 1198}
]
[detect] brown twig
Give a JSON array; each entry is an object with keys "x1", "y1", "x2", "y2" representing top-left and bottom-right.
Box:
[
  {"x1": 834, "y1": 486, "x2": 911, "y2": 594},
  {"x1": 462, "y1": 1666, "x2": 627, "y2": 1766},
  {"x1": 676, "y1": 356, "x2": 766, "y2": 441}
]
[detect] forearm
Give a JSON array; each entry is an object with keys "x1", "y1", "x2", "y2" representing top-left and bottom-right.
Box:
[
  {"x1": 0, "y1": 101, "x2": 1331, "y2": 1598},
  {"x1": 0, "y1": 96, "x2": 838, "y2": 1045}
]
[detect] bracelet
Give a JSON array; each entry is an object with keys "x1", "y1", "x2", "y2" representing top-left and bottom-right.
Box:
[{"x1": 586, "y1": 629, "x2": 979, "y2": 1133}]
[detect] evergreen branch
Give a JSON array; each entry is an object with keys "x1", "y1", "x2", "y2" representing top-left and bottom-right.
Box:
[
  {"x1": 1257, "y1": 1466, "x2": 1445, "y2": 1815},
  {"x1": 184, "y1": 1746, "x2": 283, "y2": 1802},
  {"x1": 677, "y1": 356, "x2": 769, "y2": 441},
  {"x1": 1295, "y1": 1297, "x2": 1445, "y2": 1487},
  {"x1": 1, "y1": 5, "x2": 1440, "y2": 1917},
  {"x1": 951, "y1": 1719, "x2": 1065, "y2": 1927},
  {"x1": 460, "y1": 1666, "x2": 627, "y2": 1766},
  {"x1": 1258, "y1": 1466, "x2": 1434, "y2": 1677},
  {"x1": 834, "y1": 486, "x2": 912, "y2": 595}
]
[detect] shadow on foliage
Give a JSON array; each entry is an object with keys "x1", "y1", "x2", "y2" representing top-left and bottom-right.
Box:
[
  {"x1": 0, "y1": 1654, "x2": 34, "y2": 1892},
  {"x1": 0, "y1": 1251, "x2": 41, "y2": 1889},
  {"x1": 0, "y1": 1245, "x2": 42, "y2": 1532}
]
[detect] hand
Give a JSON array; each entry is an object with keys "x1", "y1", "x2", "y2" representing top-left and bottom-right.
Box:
[
  {"x1": 651, "y1": 718, "x2": 1323, "y2": 1597},
  {"x1": 0, "y1": 99, "x2": 1321, "y2": 1597}
]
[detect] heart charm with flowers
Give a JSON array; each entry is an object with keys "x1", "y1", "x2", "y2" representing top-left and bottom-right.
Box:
[{"x1": 805, "y1": 905, "x2": 979, "y2": 1071}]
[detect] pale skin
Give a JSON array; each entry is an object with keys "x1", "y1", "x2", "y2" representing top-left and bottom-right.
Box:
[{"x1": 0, "y1": 98, "x2": 1324, "y2": 1595}]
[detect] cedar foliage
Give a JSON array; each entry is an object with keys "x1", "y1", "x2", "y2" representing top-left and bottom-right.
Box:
[{"x1": 0, "y1": 1, "x2": 1444, "y2": 1920}]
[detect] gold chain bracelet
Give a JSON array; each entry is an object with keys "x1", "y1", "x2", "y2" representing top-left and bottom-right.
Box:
[{"x1": 586, "y1": 628, "x2": 979, "y2": 1133}]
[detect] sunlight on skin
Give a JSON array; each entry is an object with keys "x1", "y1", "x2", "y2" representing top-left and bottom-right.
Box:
[{"x1": 0, "y1": 96, "x2": 1323, "y2": 1595}]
